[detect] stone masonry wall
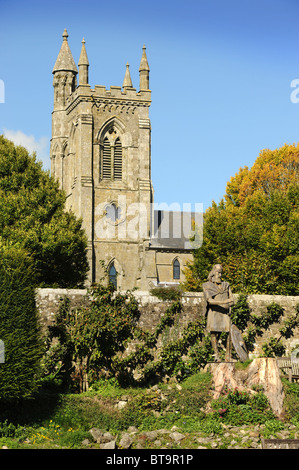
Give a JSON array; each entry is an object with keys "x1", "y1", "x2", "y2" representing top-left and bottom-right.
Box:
[{"x1": 36, "y1": 288, "x2": 299, "y2": 356}]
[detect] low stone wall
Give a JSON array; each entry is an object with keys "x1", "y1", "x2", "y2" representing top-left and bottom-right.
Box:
[
  {"x1": 35, "y1": 288, "x2": 88, "y2": 330},
  {"x1": 35, "y1": 288, "x2": 299, "y2": 356}
]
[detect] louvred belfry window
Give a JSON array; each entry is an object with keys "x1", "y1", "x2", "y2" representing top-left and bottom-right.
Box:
[
  {"x1": 114, "y1": 138, "x2": 122, "y2": 180},
  {"x1": 101, "y1": 132, "x2": 122, "y2": 180}
]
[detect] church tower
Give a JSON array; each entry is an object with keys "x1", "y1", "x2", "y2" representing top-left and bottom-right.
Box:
[{"x1": 51, "y1": 30, "x2": 157, "y2": 289}]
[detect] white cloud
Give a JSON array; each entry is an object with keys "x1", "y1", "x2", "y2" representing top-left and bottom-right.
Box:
[{"x1": 2, "y1": 129, "x2": 50, "y2": 170}]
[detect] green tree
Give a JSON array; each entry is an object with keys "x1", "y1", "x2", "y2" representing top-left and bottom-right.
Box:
[
  {"x1": 0, "y1": 135, "x2": 88, "y2": 287},
  {"x1": 45, "y1": 283, "x2": 140, "y2": 392},
  {"x1": 0, "y1": 244, "x2": 44, "y2": 400},
  {"x1": 184, "y1": 144, "x2": 299, "y2": 295}
]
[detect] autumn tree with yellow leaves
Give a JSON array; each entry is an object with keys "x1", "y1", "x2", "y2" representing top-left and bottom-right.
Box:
[{"x1": 184, "y1": 143, "x2": 299, "y2": 295}]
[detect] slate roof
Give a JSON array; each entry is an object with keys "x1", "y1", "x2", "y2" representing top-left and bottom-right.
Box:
[{"x1": 149, "y1": 210, "x2": 203, "y2": 251}]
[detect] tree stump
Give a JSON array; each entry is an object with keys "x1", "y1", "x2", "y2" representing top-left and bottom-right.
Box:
[{"x1": 207, "y1": 358, "x2": 285, "y2": 417}]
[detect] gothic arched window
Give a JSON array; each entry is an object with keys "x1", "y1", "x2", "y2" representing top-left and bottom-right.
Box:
[
  {"x1": 109, "y1": 263, "x2": 117, "y2": 289},
  {"x1": 101, "y1": 128, "x2": 122, "y2": 180},
  {"x1": 173, "y1": 259, "x2": 180, "y2": 280}
]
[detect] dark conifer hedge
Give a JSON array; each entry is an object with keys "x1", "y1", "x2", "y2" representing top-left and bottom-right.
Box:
[{"x1": 0, "y1": 245, "x2": 43, "y2": 400}]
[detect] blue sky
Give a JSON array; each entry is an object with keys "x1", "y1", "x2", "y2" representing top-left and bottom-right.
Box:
[{"x1": 0, "y1": 0, "x2": 298, "y2": 211}]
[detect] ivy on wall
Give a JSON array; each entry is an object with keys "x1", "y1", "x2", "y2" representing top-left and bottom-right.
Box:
[{"x1": 41, "y1": 284, "x2": 299, "y2": 391}]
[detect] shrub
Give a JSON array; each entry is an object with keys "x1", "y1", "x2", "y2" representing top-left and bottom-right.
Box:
[
  {"x1": 230, "y1": 293, "x2": 251, "y2": 331},
  {"x1": 282, "y1": 378, "x2": 299, "y2": 421},
  {"x1": 44, "y1": 284, "x2": 140, "y2": 391},
  {"x1": 150, "y1": 286, "x2": 182, "y2": 301},
  {"x1": 210, "y1": 386, "x2": 275, "y2": 425},
  {"x1": 263, "y1": 419, "x2": 285, "y2": 438}
]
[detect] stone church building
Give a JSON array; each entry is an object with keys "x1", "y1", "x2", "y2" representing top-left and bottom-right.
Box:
[{"x1": 51, "y1": 30, "x2": 200, "y2": 290}]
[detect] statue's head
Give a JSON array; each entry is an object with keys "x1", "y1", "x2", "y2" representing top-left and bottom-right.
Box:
[{"x1": 208, "y1": 264, "x2": 223, "y2": 284}]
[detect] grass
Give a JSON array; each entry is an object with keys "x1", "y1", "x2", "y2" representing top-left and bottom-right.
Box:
[{"x1": 0, "y1": 372, "x2": 298, "y2": 449}]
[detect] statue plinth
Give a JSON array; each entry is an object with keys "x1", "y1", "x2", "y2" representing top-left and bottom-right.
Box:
[{"x1": 205, "y1": 358, "x2": 285, "y2": 417}]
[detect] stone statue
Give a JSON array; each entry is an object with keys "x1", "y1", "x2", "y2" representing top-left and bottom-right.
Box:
[{"x1": 202, "y1": 264, "x2": 234, "y2": 362}]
